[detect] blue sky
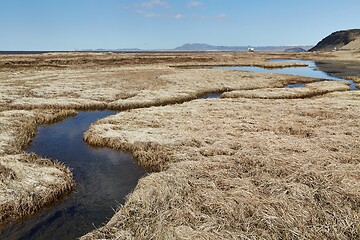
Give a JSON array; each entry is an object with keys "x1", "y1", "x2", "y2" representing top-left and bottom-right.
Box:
[{"x1": 0, "y1": 0, "x2": 359, "y2": 50}]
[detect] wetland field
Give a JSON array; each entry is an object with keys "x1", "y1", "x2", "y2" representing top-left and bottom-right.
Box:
[{"x1": 0, "y1": 51, "x2": 359, "y2": 239}]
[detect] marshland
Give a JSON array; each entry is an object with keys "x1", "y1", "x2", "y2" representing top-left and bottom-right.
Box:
[{"x1": 0, "y1": 50, "x2": 359, "y2": 239}]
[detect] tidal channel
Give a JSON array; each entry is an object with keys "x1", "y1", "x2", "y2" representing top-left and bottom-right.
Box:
[{"x1": 0, "y1": 110, "x2": 146, "y2": 240}]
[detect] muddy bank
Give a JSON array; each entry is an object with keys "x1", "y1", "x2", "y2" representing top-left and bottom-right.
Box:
[
  {"x1": 316, "y1": 61, "x2": 360, "y2": 88},
  {"x1": 316, "y1": 60, "x2": 360, "y2": 79}
]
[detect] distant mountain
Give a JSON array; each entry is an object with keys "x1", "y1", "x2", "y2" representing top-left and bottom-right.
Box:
[
  {"x1": 284, "y1": 47, "x2": 307, "y2": 53},
  {"x1": 114, "y1": 48, "x2": 142, "y2": 51},
  {"x1": 80, "y1": 48, "x2": 143, "y2": 52},
  {"x1": 309, "y1": 29, "x2": 360, "y2": 52},
  {"x1": 174, "y1": 43, "x2": 205, "y2": 51},
  {"x1": 174, "y1": 43, "x2": 312, "y2": 52},
  {"x1": 173, "y1": 43, "x2": 247, "y2": 51}
]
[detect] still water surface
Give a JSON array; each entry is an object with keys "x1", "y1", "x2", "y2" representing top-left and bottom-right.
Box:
[
  {"x1": 215, "y1": 59, "x2": 358, "y2": 90},
  {"x1": 0, "y1": 110, "x2": 146, "y2": 240}
]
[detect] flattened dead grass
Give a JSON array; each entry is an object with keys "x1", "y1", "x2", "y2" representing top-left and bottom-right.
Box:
[
  {"x1": 345, "y1": 76, "x2": 360, "y2": 88},
  {"x1": 0, "y1": 52, "x2": 325, "y2": 111},
  {"x1": 34, "y1": 109, "x2": 78, "y2": 124},
  {"x1": 0, "y1": 153, "x2": 74, "y2": 226},
  {"x1": 221, "y1": 81, "x2": 350, "y2": 99},
  {"x1": 83, "y1": 91, "x2": 360, "y2": 239},
  {"x1": 0, "y1": 110, "x2": 74, "y2": 227},
  {"x1": 1, "y1": 52, "x2": 359, "y2": 238}
]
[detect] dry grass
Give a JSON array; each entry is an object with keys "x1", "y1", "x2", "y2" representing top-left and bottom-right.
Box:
[
  {"x1": 0, "y1": 110, "x2": 36, "y2": 155},
  {"x1": 0, "y1": 164, "x2": 16, "y2": 181},
  {"x1": 0, "y1": 52, "x2": 329, "y2": 111},
  {"x1": 345, "y1": 76, "x2": 360, "y2": 88},
  {"x1": 1, "y1": 52, "x2": 360, "y2": 238},
  {"x1": 173, "y1": 62, "x2": 308, "y2": 69},
  {"x1": 34, "y1": 109, "x2": 78, "y2": 124},
  {"x1": 82, "y1": 91, "x2": 360, "y2": 239},
  {"x1": 0, "y1": 110, "x2": 75, "y2": 227},
  {"x1": 0, "y1": 153, "x2": 74, "y2": 226},
  {"x1": 221, "y1": 81, "x2": 350, "y2": 99}
]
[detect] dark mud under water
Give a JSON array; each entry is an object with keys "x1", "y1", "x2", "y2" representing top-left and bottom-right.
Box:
[{"x1": 0, "y1": 110, "x2": 146, "y2": 240}]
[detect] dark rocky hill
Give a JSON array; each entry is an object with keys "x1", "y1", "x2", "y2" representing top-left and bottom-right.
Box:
[{"x1": 309, "y1": 29, "x2": 360, "y2": 52}]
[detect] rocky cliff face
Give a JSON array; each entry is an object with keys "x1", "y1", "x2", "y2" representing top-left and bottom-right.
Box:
[{"x1": 309, "y1": 29, "x2": 360, "y2": 52}]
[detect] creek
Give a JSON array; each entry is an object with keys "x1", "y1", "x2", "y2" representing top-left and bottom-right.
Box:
[
  {"x1": 0, "y1": 110, "x2": 146, "y2": 240},
  {"x1": 1, "y1": 59, "x2": 358, "y2": 239}
]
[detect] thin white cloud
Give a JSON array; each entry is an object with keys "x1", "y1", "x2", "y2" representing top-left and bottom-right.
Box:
[
  {"x1": 192, "y1": 13, "x2": 227, "y2": 21},
  {"x1": 134, "y1": 10, "x2": 184, "y2": 20},
  {"x1": 140, "y1": 0, "x2": 169, "y2": 9},
  {"x1": 133, "y1": 9, "x2": 145, "y2": 15},
  {"x1": 187, "y1": 1, "x2": 203, "y2": 8},
  {"x1": 122, "y1": 0, "x2": 225, "y2": 21},
  {"x1": 121, "y1": 0, "x2": 171, "y2": 19},
  {"x1": 215, "y1": 13, "x2": 227, "y2": 20},
  {"x1": 175, "y1": 14, "x2": 185, "y2": 19},
  {"x1": 142, "y1": 13, "x2": 185, "y2": 19},
  {"x1": 144, "y1": 12, "x2": 163, "y2": 18}
]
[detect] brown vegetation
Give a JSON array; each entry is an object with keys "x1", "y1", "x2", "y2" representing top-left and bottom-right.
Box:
[
  {"x1": 221, "y1": 81, "x2": 350, "y2": 99},
  {"x1": 0, "y1": 110, "x2": 74, "y2": 227},
  {"x1": 1, "y1": 51, "x2": 360, "y2": 238},
  {"x1": 34, "y1": 109, "x2": 78, "y2": 124},
  {"x1": 0, "y1": 153, "x2": 74, "y2": 226},
  {"x1": 83, "y1": 92, "x2": 360, "y2": 239},
  {"x1": 345, "y1": 76, "x2": 360, "y2": 88}
]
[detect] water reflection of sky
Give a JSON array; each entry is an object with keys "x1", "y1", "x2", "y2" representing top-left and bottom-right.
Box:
[
  {"x1": 1, "y1": 111, "x2": 146, "y2": 240},
  {"x1": 215, "y1": 59, "x2": 358, "y2": 90}
]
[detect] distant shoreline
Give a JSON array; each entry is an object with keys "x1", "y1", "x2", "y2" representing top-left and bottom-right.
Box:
[
  {"x1": 0, "y1": 50, "x2": 238, "y2": 55},
  {"x1": 0, "y1": 46, "x2": 314, "y2": 55}
]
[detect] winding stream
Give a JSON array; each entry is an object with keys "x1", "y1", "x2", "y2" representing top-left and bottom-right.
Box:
[
  {"x1": 0, "y1": 111, "x2": 146, "y2": 240},
  {"x1": 1, "y1": 59, "x2": 358, "y2": 240}
]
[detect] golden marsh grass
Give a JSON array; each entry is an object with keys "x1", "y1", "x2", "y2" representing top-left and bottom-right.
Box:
[
  {"x1": 221, "y1": 81, "x2": 350, "y2": 99},
  {"x1": 0, "y1": 51, "x2": 359, "y2": 238},
  {"x1": 83, "y1": 92, "x2": 360, "y2": 239},
  {"x1": 0, "y1": 110, "x2": 74, "y2": 226}
]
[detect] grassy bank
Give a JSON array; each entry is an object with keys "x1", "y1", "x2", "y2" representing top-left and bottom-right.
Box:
[
  {"x1": 82, "y1": 92, "x2": 360, "y2": 239},
  {"x1": 0, "y1": 110, "x2": 75, "y2": 227},
  {"x1": 221, "y1": 81, "x2": 350, "y2": 99},
  {"x1": 0, "y1": 52, "x2": 328, "y2": 111},
  {"x1": 0, "y1": 51, "x2": 359, "y2": 237}
]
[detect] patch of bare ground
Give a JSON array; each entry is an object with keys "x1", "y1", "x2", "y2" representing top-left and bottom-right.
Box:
[
  {"x1": 221, "y1": 81, "x2": 350, "y2": 99},
  {"x1": 82, "y1": 91, "x2": 360, "y2": 239},
  {"x1": 0, "y1": 110, "x2": 74, "y2": 227}
]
